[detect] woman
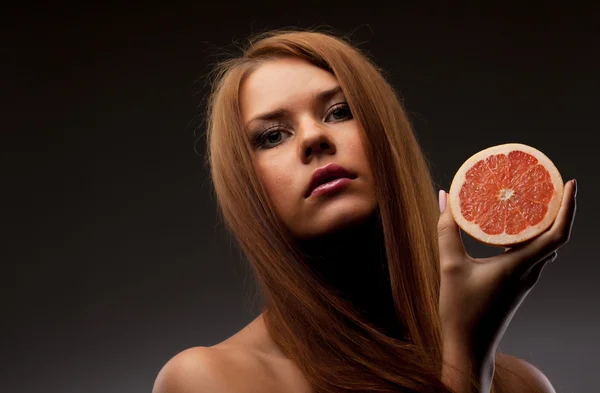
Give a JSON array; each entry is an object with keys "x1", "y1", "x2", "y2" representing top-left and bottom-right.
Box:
[{"x1": 153, "y1": 29, "x2": 577, "y2": 393}]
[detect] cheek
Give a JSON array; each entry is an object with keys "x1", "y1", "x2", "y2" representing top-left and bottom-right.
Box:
[
  {"x1": 256, "y1": 161, "x2": 297, "y2": 211},
  {"x1": 348, "y1": 134, "x2": 371, "y2": 172}
]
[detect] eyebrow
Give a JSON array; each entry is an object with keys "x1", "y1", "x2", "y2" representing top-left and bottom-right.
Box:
[{"x1": 244, "y1": 85, "x2": 344, "y2": 130}]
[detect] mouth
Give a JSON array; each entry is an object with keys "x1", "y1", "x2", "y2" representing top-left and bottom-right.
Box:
[{"x1": 305, "y1": 163, "x2": 357, "y2": 198}]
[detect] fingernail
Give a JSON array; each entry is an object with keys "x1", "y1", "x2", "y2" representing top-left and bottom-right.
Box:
[
  {"x1": 438, "y1": 189, "x2": 447, "y2": 213},
  {"x1": 572, "y1": 179, "x2": 577, "y2": 198}
]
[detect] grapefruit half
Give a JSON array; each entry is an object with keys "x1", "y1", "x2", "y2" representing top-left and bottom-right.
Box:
[{"x1": 448, "y1": 143, "x2": 564, "y2": 247}]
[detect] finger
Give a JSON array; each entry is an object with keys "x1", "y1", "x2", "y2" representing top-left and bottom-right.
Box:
[
  {"x1": 521, "y1": 251, "x2": 558, "y2": 287},
  {"x1": 487, "y1": 180, "x2": 577, "y2": 274},
  {"x1": 548, "y1": 179, "x2": 577, "y2": 249},
  {"x1": 437, "y1": 190, "x2": 468, "y2": 261}
]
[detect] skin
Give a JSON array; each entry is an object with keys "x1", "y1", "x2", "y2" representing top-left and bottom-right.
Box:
[
  {"x1": 153, "y1": 315, "x2": 555, "y2": 393},
  {"x1": 438, "y1": 180, "x2": 576, "y2": 392},
  {"x1": 239, "y1": 57, "x2": 378, "y2": 239},
  {"x1": 153, "y1": 57, "x2": 577, "y2": 393}
]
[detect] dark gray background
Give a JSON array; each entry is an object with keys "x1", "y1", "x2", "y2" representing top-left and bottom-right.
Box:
[{"x1": 3, "y1": 4, "x2": 598, "y2": 393}]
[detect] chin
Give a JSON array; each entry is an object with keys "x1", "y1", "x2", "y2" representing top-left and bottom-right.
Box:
[{"x1": 294, "y1": 199, "x2": 378, "y2": 239}]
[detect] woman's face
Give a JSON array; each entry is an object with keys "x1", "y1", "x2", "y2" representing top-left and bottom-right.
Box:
[{"x1": 240, "y1": 57, "x2": 377, "y2": 239}]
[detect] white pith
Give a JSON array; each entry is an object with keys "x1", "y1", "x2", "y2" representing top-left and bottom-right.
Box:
[{"x1": 448, "y1": 143, "x2": 564, "y2": 247}]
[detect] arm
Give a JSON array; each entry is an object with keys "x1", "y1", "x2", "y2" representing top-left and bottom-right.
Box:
[
  {"x1": 437, "y1": 182, "x2": 576, "y2": 393},
  {"x1": 441, "y1": 336, "x2": 495, "y2": 393}
]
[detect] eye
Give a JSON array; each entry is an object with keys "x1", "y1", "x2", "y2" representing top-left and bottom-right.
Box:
[
  {"x1": 251, "y1": 102, "x2": 353, "y2": 150},
  {"x1": 253, "y1": 124, "x2": 291, "y2": 149},
  {"x1": 325, "y1": 102, "x2": 353, "y2": 122}
]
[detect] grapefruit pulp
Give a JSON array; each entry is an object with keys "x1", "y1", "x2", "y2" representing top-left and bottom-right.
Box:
[{"x1": 448, "y1": 143, "x2": 564, "y2": 247}]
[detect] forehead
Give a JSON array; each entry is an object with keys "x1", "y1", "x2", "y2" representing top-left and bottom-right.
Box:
[{"x1": 240, "y1": 57, "x2": 339, "y2": 121}]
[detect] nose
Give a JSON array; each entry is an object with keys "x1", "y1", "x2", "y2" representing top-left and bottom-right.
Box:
[{"x1": 299, "y1": 120, "x2": 336, "y2": 161}]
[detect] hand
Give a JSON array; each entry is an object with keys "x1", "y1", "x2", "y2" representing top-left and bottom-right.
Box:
[{"x1": 437, "y1": 179, "x2": 577, "y2": 363}]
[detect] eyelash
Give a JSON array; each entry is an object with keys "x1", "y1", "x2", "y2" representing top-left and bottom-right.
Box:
[{"x1": 252, "y1": 102, "x2": 353, "y2": 149}]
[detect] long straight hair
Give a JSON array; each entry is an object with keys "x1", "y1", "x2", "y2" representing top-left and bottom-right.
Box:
[{"x1": 204, "y1": 28, "x2": 499, "y2": 393}]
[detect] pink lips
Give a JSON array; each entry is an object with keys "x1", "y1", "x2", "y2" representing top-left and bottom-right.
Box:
[{"x1": 306, "y1": 163, "x2": 356, "y2": 198}]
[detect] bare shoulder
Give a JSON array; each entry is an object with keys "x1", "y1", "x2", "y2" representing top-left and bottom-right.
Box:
[
  {"x1": 152, "y1": 346, "x2": 270, "y2": 393},
  {"x1": 495, "y1": 352, "x2": 556, "y2": 393},
  {"x1": 152, "y1": 346, "x2": 233, "y2": 393},
  {"x1": 152, "y1": 315, "x2": 311, "y2": 393}
]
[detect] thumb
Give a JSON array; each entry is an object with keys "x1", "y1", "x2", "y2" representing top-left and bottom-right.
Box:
[{"x1": 437, "y1": 190, "x2": 467, "y2": 261}]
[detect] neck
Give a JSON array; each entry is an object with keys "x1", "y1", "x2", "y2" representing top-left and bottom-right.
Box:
[{"x1": 297, "y1": 211, "x2": 401, "y2": 337}]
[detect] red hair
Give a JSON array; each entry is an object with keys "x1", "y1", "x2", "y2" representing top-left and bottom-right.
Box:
[{"x1": 204, "y1": 28, "x2": 516, "y2": 393}]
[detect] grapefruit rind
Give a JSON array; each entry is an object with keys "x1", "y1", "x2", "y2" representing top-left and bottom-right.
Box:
[{"x1": 448, "y1": 143, "x2": 564, "y2": 247}]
